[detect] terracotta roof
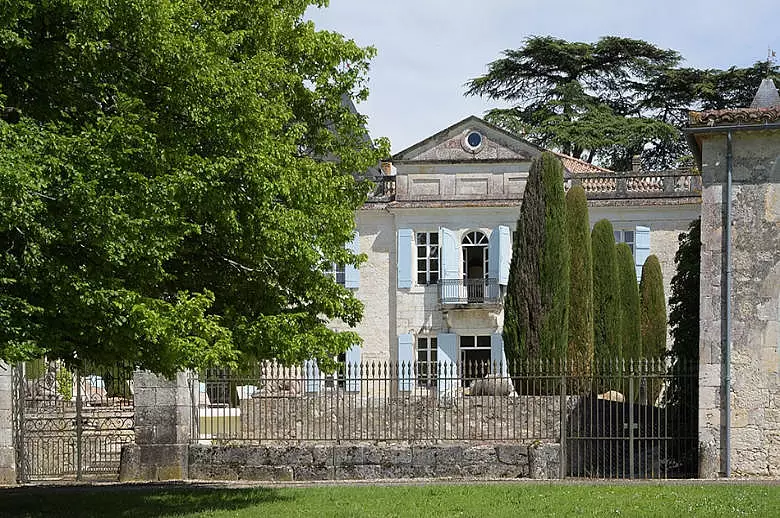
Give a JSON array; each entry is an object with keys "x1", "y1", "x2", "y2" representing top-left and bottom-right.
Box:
[
  {"x1": 552, "y1": 152, "x2": 612, "y2": 174},
  {"x1": 689, "y1": 106, "x2": 780, "y2": 126},
  {"x1": 689, "y1": 78, "x2": 780, "y2": 126}
]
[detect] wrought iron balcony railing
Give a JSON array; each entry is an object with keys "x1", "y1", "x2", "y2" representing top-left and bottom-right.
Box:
[{"x1": 438, "y1": 278, "x2": 500, "y2": 305}]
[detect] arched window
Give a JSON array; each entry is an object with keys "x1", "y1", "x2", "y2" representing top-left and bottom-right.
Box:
[{"x1": 461, "y1": 231, "x2": 489, "y2": 280}]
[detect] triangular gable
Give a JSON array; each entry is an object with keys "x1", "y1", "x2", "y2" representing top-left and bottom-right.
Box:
[{"x1": 393, "y1": 115, "x2": 542, "y2": 162}]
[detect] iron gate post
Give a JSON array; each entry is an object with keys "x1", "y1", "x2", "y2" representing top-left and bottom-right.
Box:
[
  {"x1": 14, "y1": 362, "x2": 26, "y2": 483},
  {"x1": 559, "y1": 362, "x2": 566, "y2": 479},
  {"x1": 628, "y1": 361, "x2": 635, "y2": 480},
  {"x1": 75, "y1": 363, "x2": 83, "y2": 481}
]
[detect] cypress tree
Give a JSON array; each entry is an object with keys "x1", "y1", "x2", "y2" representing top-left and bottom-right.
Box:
[
  {"x1": 504, "y1": 152, "x2": 569, "y2": 371},
  {"x1": 639, "y1": 254, "x2": 667, "y2": 359},
  {"x1": 616, "y1": 243, "x2": 641, "y2": 360},
  {"x1": 565, "y1": 184, "x2": 594, "y2": 375},
  {"x1": 591, "y1": 219, "x2": 621, "y2": 364}
]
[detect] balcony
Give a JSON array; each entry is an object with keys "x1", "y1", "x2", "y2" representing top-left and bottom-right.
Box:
[{"x1": 439, "y1": 278, "x2": 500, "y2": 306}]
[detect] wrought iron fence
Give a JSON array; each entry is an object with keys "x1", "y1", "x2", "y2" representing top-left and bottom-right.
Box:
[
  {"x1": 438, "y1": 278, "x2": 500, "y2": 304},
  {"x1": 13, "y1": 361, "x2": 135, "y2": 482},
  {"x1": 189, "y1": 357, "x2": 697, "y2": 478}
]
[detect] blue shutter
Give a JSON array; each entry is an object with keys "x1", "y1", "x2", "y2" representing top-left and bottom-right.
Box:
[
  {"x1": 397, "y1": 333, "x2": 415, "y2": 391},
  {"x1": 345, "y1": 344, "x2": 361, "y2": 393},
  {"x1": 490, "y1": 333, "x2": 508, "y2": 376},
  {"x1": 440, "y1": 227, "x2": 459, "y2": 302},
  {"x1": 397, "y1": 229, "x2": 413, "y2": 289},
  {"x1": 344, "y1": 231, "x2": 360, "y2": 289},
  {"x1": 635, "y1": 226, "x2": 651, "y2": 280},
  {"x1": 437, "y1": 333, "x2": 458, "y2": 395},
  {"x1": 440, "y1": 227, "x2": 459, "y2": 280},
  {"x1": 304, "y1": 359, "x2": 321, "y2": 393},
  {"x1": 488, "y1": 225, "x2": 511, "y2": 285}
]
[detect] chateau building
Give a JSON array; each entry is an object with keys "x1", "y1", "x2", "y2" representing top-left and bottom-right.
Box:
[{"x1": 331, "y1": 116, "x2": 701, "y2": 385}]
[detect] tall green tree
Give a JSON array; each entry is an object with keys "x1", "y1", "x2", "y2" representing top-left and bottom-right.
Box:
[
  {"x1": 504, "y1": 152, "x2": 569, "y2": 368},
  {"x1": 565, "y1": 184, "x2": 593, "y2": 374},
  {"x1": 616, "y1": 243, "x2": 641, "y2": 360},
  {"x1": 639, "y1": 255, "x2": 667, "y2": 359},
  {"x1": 466, "y1": 36, "x2": 779, "y2": 170},
  {"x1": 664, "y1": 219, "x2": 700, "y2": 433},
  {"x1": 0, "y1": 0, "x2": 388, "y2": 375},
  {"x1": 591, "y1": 220, "x2": 621, "y2": 362}
]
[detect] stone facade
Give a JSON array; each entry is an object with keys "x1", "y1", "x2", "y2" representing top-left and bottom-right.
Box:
[
  {"x1": 339, "y1": 116, "x2": 701, "y2": 370},
  {"x1": 692, "y1": 127, "x2": 780, "y2": 476},
  {"x1": 187, "y1": 443, "x2": 560, "y2": 481}
]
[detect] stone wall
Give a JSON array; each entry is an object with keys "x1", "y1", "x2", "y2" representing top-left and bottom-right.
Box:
[
  {"x1": 239, "y1": 393, "x2": 566, "y2": 443},
  {"x1": 698, "y1": 129, "x2": 780, "y2": 476},
  {"x1": 188, "y1": 443, "x2": 561, "y2": 481}
]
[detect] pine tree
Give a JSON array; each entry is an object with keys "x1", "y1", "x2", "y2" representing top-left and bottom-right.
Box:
[
  {"x1": 504, "y1": 152, "x2": 569, "y2": 372},
  {"x1": 616, "y1": 243, "x2": 641, "y2": 360},
  {"x1": 591, "y1": 220, "x2": 621, "y2": 364},
  {"x1": 565, "y1": 184, "x2": 594, "y2": 376}
]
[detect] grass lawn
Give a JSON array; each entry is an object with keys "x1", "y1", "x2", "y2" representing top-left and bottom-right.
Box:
[{"x1": 1, "y1": 482, "x2": 779, "y2": 517}]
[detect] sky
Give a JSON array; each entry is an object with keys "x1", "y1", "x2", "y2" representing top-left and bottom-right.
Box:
[{"x1": 306, "y1": 0, "x2": 779, "y2": 154}]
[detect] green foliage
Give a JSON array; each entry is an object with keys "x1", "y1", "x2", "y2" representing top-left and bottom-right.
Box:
[
  {"x1": 0, "y1": 0, "x2": 389, "y2": 375},
  {"x1": 668, "y1": 219, "x2": 701, "y2": 366},
  {"x1": 639, "y1": 255, "x2": 667, "y2": 360},
  {"x1": 565, "y1": 184, "x2": 593, "y2": 374},
  {"x1": 466, "y1": 36, "x2": 779, "y2": 170},
  {"x1": 55, "y1": 365, "x2": 73, "y2": 401},
  {"x1": 616, "y1": 243, "x2": 641, "y2": 360},
  {"x1": 665, "y1": 219, "x2": 700, "y2": 420},
  {"x1": 504, "y1": 152, "x2": 569, "y2": 367},
  {"x1": 591, "y1": 220, "x2": 621, "y2": 361}
]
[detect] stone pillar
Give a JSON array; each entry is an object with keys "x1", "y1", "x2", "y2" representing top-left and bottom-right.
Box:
[
  {"x1": 0, "y1": 362, "x2": 16, "y2": 484},
  {"x1": 693, "y1": 127, "x2": 780, "y2": 477},
  {"x1": 119, "y1": 371, "x2": 192, "y2": 481}
]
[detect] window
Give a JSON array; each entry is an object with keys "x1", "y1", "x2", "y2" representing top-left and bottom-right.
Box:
[
  {"x1": 416, "y1": 232, "x2": 439, "y2": 285},
  {"x1": 461, "y1": 231, "x2": 489, "y2": 281},
  {"x1": 614, "y1": 229, "x2": 635, "y2": 255},
  {"x1": 324, "y1": 352, "x2": 347, "y2": 389},
  {"x1": 459, "y1": 335, "x2": 491, "y2": 382},
  {"x1": 325, "y1": 263, "x2": 345, "y2": 286},
  {"x1": 417, "y1": 336, "x2": 437, "y2": 387}
]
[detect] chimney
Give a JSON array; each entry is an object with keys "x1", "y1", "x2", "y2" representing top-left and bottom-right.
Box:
[
  {"x1": 380, "y1": 161, "x2": 397, "y2": 176},
  {"x1": 631, "y1": 155, "x2": 641, "y2": 172}
]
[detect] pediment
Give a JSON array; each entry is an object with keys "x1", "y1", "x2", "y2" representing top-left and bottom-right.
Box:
[{"x1": 393, "y1": 116, "x2": 541, "y2": 162}]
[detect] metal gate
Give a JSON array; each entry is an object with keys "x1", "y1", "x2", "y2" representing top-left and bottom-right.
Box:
[
  {"x1": 564, "y1": 359, "x2": 698, "y2": 479},
  {"x1": 12, "y1": 362, "x2": 135, "y2": 482}
]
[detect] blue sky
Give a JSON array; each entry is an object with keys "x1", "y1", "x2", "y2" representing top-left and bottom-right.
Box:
[{"x1": 307, "y1": 0, "x2": 778, "y2": 153}]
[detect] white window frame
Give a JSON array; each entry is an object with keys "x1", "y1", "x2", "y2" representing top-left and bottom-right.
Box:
[
  {"x1": 614, "y1": 229, "x2": 635, "y2": 256},
  {"x1": 416, "y1": 231, "x2": 439, "y2": 286},
  {"x1": 416, "y1": 336, "x2": 438, "y2": 387},
  {"x1": 324, "y1": 262, "x2": 346, "y2": 286}
]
